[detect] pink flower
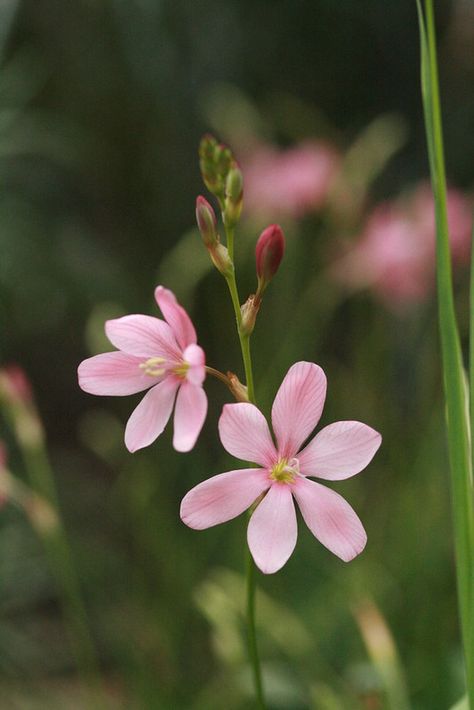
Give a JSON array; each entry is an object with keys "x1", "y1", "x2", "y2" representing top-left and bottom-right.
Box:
[
  {"x1": 78, "y1": 286, "x2": 207, "y2": 453},
  {"x1": 255, "y1": 224, "x2": 286, "y2": 287},
  {"x1": 243, "y1": 142, "x2": 340, "y2": 220},
  {"x1": 334, "y1": 184, "x2": 472, "y2": 309},
  {"x1": 181, "y1": 362, "x2": 381, "y2": 574}
]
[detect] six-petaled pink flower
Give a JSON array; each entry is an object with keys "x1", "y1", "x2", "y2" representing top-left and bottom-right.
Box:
[
  {"x1": 180, "y1": 362, "x2": 381, "y2": 574},
  {"x1": 78, "y1": 286, "x2": 207, "y2": 453}
]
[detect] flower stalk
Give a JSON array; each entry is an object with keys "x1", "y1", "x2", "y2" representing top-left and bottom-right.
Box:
[{"x1": 221, "y1": 207, "x2": 262, "y2": 705}]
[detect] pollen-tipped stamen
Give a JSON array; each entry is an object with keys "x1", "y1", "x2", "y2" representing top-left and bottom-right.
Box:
[
  {"x1": 270, "y1": 457, "x2": 300, "y2": 484},
  {"x1": 139, "y1": 357, "x2": 167, "y2": 377}
]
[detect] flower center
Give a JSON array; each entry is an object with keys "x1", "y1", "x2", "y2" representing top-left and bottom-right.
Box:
[
  {"x1": 173, "y1": 361, "x2": 190, "y2": 379},
  {"x1": 270, "y1": 457, "x2": 300, "y2": 484},
  {"x1": 139, "y1": 356, "x2": 167, "y2": 377}
]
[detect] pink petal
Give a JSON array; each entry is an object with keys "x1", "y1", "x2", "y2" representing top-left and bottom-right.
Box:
[
  {"x1": 180, "y1": 468, "x2": 270, "y2": 529},
  {"x1": 298, "y1": 421, "x2": 382, "y2": 480},
  {"x1": 124, "y1": 377, "x2": 179, "y2": 452},
  {"x1": 105, "y1": 315, "x2": 180, "y2": 359},
  {"x1": 183, "y1": 344, "x2": 206, "y2": 386},
  {"x1": 247, "y1": 484, "x2": 297, "y2": 574},
  {"x1": 272, "y1": 362, "x2": 327, "y2": 458},
  {"x1": 293, "y1": 477, "x2": 367, "y2": 562},
  {"x1": 219, "y1": 403, "x2": 277, "y2": 467},
  {"x1": 173, "y1": 382, "x2": 208, "y2": 452},
  {"x1": 155, "y1": 286, "x2": 197, "y2": 350},
  {"x1": 78, "y1": 352, "x2": 153, "y2": 396}
]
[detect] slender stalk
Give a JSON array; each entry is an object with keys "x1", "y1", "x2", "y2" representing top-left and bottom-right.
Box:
[
  {"x1": 227, "y1": 224, "x2": 235, "y2": 261},
  {"x1": 222, "y1": 224, "x2": 265, "y2": 707},
  {"x1": 205, "y1": 365, "x2": 232, "y2": 388},
  {"x1": 224, "y1": 272, "x2": 256, "y2": 403},
  {"x1": 246, "y1": 544, "x2": 265, "y2": 709},
  {"x1": 418, "y1": 2, "x2": 474, "y2": 704}
]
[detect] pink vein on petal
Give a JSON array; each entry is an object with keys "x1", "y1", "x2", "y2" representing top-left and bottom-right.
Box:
[
  {"x1": 105, "y1": 314, "x2": 180, "y2": 359},
  {"x1": 293, "y1": 477, "x2": 367, "y2": 562},
  {"x1": 155, "y1": 286, "x2": 197, "y2": 350},
  {"x1": 173, "y1": 381, "x2": 207, "y2": 452},
  {"x1": 298, "y1": 421, "x2": 382, "y2": 480},
  {"x1": 219, "y1": 402, "x2": 277, "y2": 467},
  {"x1": 272, "y1": 362, "x2": 327, "y2": 458},
  {"x1": 78, "y1": 352, "x2": 154, "y2": 396},
  {"x1": 124, "y1": 377, "x2": 179, "y2": 452},
  {"x1": 180, "y1": 468, "x2": 271, "y2": 529},
  {"x1": 247, "y1": 484, "x2": 297, "y2": 574}
]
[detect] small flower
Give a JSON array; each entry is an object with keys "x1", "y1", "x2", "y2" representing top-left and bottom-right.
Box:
[
  {"x1": 78, "y1": 286, "x2": 207, "y2": 453},
  {"x1": 181, "y1": 362, "x2": 381, "y2": 574}
]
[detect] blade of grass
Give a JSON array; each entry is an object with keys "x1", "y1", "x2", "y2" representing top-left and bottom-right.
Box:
[{"x1": 416, "y1": 1, "x2": 474, "y2": 705}]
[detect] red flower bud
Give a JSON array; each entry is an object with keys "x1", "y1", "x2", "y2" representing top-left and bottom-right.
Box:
[
  {"x1": 255, "y1": 224, "x2": 285, "y2": 290},
  {"x1": 196, "y1": 196, "x2": 218, "y2": 248}
]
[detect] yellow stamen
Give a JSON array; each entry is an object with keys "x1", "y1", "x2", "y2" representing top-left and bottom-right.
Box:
[
  {"x1": 173, "y1": 362, "x2": 190, "y2": 379},
  {"x1": 139, "y1": 356, "x2": 166, "y2": 377},
  {"x1": 270, "y1": 458, "x2": 299, "y2": 484}
]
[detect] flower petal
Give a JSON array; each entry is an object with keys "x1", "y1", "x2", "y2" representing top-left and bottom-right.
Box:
[
  {"x1": 183, "y1": 344, "x2": 206, "y2": 386},
  {"x1": 155, "y1": 286, "x2": 197, "y2": 349},
  {"x1": 272, "y1": 362, "x2": 327, "y2": 458},
  {"x1": 298, "y1": 421, "x2": 382, "y2": 480},
  {"x1": 124, "y1": 377, "x2": 179, "y2": 452},
  {"x1": 105, "y1": 315, "x2": 180, "y2": 359},
  {"x1": 219, "y1": 403, "x2": 277, "y2": 467},
  {"x1": 180, "y1": 468, "x2": 270, "y2": 529},
  {"x1": 173, "y1": 382, "x2": 208, "y2": 452},
  {"x1": 247, "y1": 484, "x2": 297, "y2": 574},
  {"x1": 293, "y1": 477, "x2": 367, "y2": 562},
  {"x1": 78, "y1": 352, "x2": 153, "y2": 396}
]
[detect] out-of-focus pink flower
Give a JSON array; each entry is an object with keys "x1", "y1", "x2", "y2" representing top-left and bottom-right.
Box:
[
  {"x1": 334, "y1": 184, "x2": 473, "y2": 308},
  {"x1": 243, "y1": 142, "x2": 340, "y2": 220},
  {"x1": 0, "y1": 441, "x2": 6, "y2": 469},
  {"x1": 181, "y1": 362, "x2": 381, "y2": 574},
  {"x1": 78, "y1": 286, "x2": 207, "y2": 453},
  {"x1": 0, "y1": 442, "x2": 8, "y2": 507},
  {"x1": 0, "y1": 365, "x2": 33, "y2": 403}
]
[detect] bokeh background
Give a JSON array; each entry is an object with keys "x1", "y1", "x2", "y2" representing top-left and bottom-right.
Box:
[{"x1": 0, "y1": 0, "x2": 473, "y2": 708}]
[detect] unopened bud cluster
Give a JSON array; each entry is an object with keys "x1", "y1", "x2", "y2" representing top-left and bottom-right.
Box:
[
  {"x1": 197, "y1": 134, "x2": 285, "y2": 338},
  {"x1": 199, "y1": 135, "x2": 234, "y2": 206}
]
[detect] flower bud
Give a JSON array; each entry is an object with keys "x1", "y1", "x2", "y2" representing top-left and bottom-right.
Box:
[
  {"x1": 196, "y1": 196, "x2": 218, "y2": 248},
  {"x1": 224, "y1": 165, "x2": 244, "y2": 226},
  {"x1": 227, "y1": 372, "x2": 250, "y2": 403},
  {"x1": 255, "y1": 224, "x2": 285, "y2": 293},
  {"x1": 215, "y1": 144, "x2": 233, "y2": 177},
  {"x1": 209, "y1": 243, "x2": 234, "y2": 278},
  {"x1": 239, "y1": 294, "x2": 260, "y2": 337}
]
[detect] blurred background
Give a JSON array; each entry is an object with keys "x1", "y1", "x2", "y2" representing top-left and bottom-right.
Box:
[{"x1": 0, "y1": 0, "x2": 473, "y2": 707}]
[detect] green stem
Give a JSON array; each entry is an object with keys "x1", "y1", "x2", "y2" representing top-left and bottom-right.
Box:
[
  {"x1": 222, "y1": 225, "x2": 265, "y2": 707},
  {"x1": 246, "y1": 544, "x2": 265, "y2": 709},
  {"x1": 224, "y1": 272, "x2": 256, "y2": 403},
  {"x1": 418, "y1": 1, "x2": 474, "y2": 704},
  {"x1": 227, "y1": 224, "x2": 235, "y2": 261}
]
